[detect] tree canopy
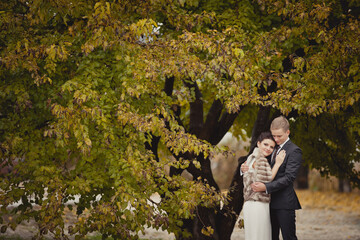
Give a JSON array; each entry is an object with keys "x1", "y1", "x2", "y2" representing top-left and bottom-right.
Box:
[{"x1": 1, "y1": 0, "x2": 359, "y2": 239}]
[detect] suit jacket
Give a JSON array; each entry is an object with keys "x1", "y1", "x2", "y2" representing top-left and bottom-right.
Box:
[{"x1": 265, "y1": 140, "x2": 302, "y2": 210}]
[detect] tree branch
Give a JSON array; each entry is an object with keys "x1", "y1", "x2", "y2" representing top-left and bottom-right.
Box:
[
  {"x1": 200, "y1": 99, "x2": 223, "y2": 142},
  {"x1": 250, "y1": 106, "x2": 272, "y2": 149},
  {"x1": 212, "y1": 111, "x2": 240, "y2": 145},
  {"x1": 144, "y1": 134, "x2": 161, "y2": 162},
  {"x1": 183, "y1": 79, "x2": 203, "y2": 136},
  {"x1": 164, "y1": 76, "x2": 174, "y2": 96},
  {"x1": 164, "y1": 76, "x2": 184, "y2": 127},
  {"x1": 145, "y1": 77, "x2": 176, "y2": 161},
  {"x1": 201, "y1": 99, "x2": 241, "y2": 145}
]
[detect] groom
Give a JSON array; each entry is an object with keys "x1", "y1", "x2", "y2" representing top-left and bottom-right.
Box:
[{"x1": 242, "y1": 116, "x2": 302, "y2": 240}]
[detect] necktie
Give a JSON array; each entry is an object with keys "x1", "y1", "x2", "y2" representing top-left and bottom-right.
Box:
[{"x1": 271, "y1": 145, "x2": 280, "y2": 163}]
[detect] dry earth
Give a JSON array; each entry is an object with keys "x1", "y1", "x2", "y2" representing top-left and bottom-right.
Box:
[{"x1": 1, "y1": 190, "x2": 360, "y2": 240}]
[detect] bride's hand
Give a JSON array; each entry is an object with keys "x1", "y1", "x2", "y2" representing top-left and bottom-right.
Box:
[
  {"x1": 275, "y1": 150, "x2": 286, "y2": 165},
  {"x1": 241, "y1": 161, "x2": 249, "y2": 173}
]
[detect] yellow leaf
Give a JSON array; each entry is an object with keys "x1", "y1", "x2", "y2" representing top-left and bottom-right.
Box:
[
  {"x1": 84, "y1": 138, "x2": 92, "y2": 147},
  {"x1": 201, "y1": 226, "x2": 214, "y2": 236}
]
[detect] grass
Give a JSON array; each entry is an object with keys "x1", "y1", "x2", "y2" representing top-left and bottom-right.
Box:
[{"x1": 296, "y1": 189, "x2": 360, "y2": 213}]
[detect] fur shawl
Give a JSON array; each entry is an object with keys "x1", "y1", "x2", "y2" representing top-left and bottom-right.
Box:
[{"x1": 243, "y1": 147, "x2": 272, "y2": 203}]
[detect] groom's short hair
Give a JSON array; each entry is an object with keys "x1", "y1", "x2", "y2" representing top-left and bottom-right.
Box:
[{"x1": 270, "y1": 116, "x2": 289, "y2": 131}]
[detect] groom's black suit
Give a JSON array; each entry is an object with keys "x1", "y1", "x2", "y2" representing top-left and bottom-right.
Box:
[{"x1": 265, "y1": 140, "x2": 302, "y2": 240}]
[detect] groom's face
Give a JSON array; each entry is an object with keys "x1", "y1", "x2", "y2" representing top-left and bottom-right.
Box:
[{"x1": 271, "y1": 128, "x2": 290, "y2": 145}]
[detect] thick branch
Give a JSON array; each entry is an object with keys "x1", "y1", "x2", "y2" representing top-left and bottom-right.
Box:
[
  {"x1": 201, "y1": 99, "x2": 241, "y2": 145},
  {"x1": 183, "y1": 79, "x2": 204, "y2": 136},
  {"x1": 200, "y1": 99, "x2": 223, "y2": 141},
  {"x1": 163, "y1": 76, "x2": 186, "y2": 175},
  {"x1": 164, "y1": 76, "x2": 175, "y2": 96},
  {"x1": 250, "y1": 106, "x2": 272, "y2": 149},
  {"x1": 144, "y1": 134, "x2": 160, "y2": 162},
  {"x1": 164, "y1": 76, "x2": 184, "y2": 128},
  {"x1": 168, "y1": 151, "x2": 219, "y2": 191},
  {"x1": 163, "y1": 78, "x2": 221, "y2": 191},
  {"x1": 211, "y1": 111, "x2": 240, "y2": 145},
  {"x1": 145, "y1": 76, "x2": 175, "y2": 162},
  {"x1": 169, "y1": 151, "x2": 202, "y2": 178}
]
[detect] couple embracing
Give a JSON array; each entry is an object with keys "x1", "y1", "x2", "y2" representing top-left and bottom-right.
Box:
[{"x1": 240, "y1": 116, "x2": 302, "y2": 240}]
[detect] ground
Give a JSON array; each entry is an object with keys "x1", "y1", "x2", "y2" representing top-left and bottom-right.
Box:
[{"x1": 1, "y1": 190, "x2": 360, "y2": 240}]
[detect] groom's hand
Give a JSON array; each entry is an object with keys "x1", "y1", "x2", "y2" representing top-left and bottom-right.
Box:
[{"x1": 251, "y1": 182, "x2": 266, "y2": 192}]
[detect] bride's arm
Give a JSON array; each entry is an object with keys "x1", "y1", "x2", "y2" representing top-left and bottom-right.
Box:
[{"x1": 270, "y1": 150, "x2": 286, "y2": 180}]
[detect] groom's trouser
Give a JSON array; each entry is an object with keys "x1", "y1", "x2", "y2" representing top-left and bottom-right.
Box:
[{"x1": 270, "y1": 208, "x2": 297, "y2": 240}]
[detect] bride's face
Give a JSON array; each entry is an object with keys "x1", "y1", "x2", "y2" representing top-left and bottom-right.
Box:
[{"x1": 257, "y1": 139, "x2": 276, "y2": 157}]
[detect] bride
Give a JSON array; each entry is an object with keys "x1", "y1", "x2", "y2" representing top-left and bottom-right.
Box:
[{"x1": 241, "y1": 131, "x2": 285, "y2": 240}]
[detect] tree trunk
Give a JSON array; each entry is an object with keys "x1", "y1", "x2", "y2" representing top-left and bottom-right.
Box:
[
  {"x1": 250, "y1": 106, "x2": 272, "y2": 149},
  {"x1": 176, "y1": 107, "x2": 272, "y2": 239},
  {"x1": 165, "y1": 79, "x2": 274, "y2": 239},
  {"x1": 173, "y1": 98, "x2": 242, "y2": 239},
  {"x1": 294, "y1": 165, "x2": 309, "y2": 189},
  {"x1": 338, "y1": 178, "x2": 352, "y2": 193},
  {"x1": 215, "y1": 155, "x2": 246, "y2": 239}
]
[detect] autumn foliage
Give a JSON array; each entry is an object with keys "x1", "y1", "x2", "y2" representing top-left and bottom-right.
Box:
[{"x1": 1, "y1": 0, "x2": 359, "y2": 239}]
